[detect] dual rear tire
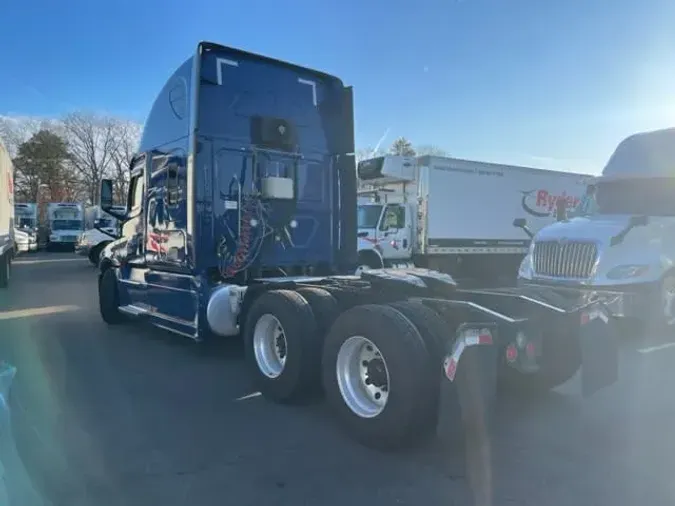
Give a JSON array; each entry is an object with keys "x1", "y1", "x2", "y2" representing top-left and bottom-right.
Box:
[{"x1": 244, "y1": 291, "x2": 492, "y2": 450}]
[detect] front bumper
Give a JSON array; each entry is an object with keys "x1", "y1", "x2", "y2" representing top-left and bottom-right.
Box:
[{"x1": 75, "y1": 243, "x2": 91, "y2": 256}]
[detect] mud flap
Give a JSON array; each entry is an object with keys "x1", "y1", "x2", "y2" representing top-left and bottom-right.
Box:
[
  {"x1": 438, "y1": 330, "x2": 498, "y2": 441},
  {"x1": 579, "y1": 305, "x2": 618, "y2": 397}
]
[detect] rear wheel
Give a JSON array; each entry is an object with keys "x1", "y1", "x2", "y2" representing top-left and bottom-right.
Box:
[
  {"x1": 322, "y1": 304, "x2": 433, "y2": 450},
  {"x1": 98, "y1": 268, "x2": 124, "y2": 324},
  {"x1": 88, "y1": 243, "x2": 105, "y2": 265},
  {"x1": 243, "y1": 290, "x2": 320, "y2": 403},
  {"x1": 295, "y1": 287, "x2": 340, "y2": 338},
  {"x1": 355, "y1": 251, "x2": 383, "y2": 275},
  {"x1": 388, "y1": 300, "x2": 446, "y2": 436}
]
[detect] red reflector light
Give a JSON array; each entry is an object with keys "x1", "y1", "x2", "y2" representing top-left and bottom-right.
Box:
[
  {"x1": 525, "y1": 341, "x2": 536, "y2": 357},
  {"x1": 478, "y1": 332, "x2": 493, "y2": 345},
  {"x1": 580, "y1": 311, "x2": 590, "y2": 325},
  {"x1": 505, "y1": 344, "x2": 518, "y2": 363},
  {"x1": 444, "y1": 357, "x2": 458, "y2": 381}
]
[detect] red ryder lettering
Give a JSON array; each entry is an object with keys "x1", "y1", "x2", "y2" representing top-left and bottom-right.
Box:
[{"x1": 536, "y1": 190, "x2": 580, "y2": 212}]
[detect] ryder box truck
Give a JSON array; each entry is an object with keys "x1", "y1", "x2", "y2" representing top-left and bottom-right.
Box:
[
  {"x1": 0, "y1": 140, "x2": 14, "y2": 287},
  {"x1": 356, "y1": 155, "x2": 594, "y2": 285}
]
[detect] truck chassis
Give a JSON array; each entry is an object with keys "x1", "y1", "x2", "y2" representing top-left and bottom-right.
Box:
[{"x1": 99, "y1": 266, "x2": 618, "y2": 450}]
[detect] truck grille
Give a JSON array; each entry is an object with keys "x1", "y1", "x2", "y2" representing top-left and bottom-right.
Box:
[{"x1": 532, "y1": 240, "x2": 598, "y2": 279}]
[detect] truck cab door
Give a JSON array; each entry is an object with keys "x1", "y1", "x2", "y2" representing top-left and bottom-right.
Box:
[
  {"x1": 115, "y1": 155, "x2": 148, "y2": 305},
  {"x1": 378, "y1": 204, "x2": 411, "y2": 261},
  {"x1": 143, "y1": 151, "x2": 196, "y2": 337}
]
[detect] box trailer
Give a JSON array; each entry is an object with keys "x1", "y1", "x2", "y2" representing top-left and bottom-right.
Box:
[{"x1": 0, "y1": 140, "x2": 14, "y2": 287}]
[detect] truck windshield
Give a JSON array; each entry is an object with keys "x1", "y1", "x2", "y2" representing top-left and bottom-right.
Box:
[
  {"x1": 358, "y1": 205, "x2": 383, "y2": 228},
  {"x1": 98, "y1": 218, "x2": 115, "y2": 228},
  {"x1": 52, "y1": 220, "x2": 82, "y2": 231},
  {"x1": 596, "y1": 178, "x2": 675, "y2": 216},
  {"x1": 17, "y1": 218, "x2": 34, "y2": 228}
]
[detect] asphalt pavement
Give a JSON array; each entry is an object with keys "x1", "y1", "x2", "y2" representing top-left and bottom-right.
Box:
[{"x1": 1, "y1": 252, "x2": 675, "y2": 506}]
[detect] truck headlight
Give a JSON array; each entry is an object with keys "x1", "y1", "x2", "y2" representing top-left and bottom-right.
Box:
[{"x1": 606, "y1": 264, "x2": 649, "y2": 280}]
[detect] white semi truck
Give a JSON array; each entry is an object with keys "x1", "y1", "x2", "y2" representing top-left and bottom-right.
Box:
[
  {"x1": 517, "y1": 127, "x2": 675, "y2": 329},
  {"x1": 76, "y1": 205, "x2": 125, "y2": 264},
  {"x1": 0, "y1": 140, "x2": 14, "y2": 287},
  {"x1": 47, "y1": 202, "x2": 84, "y2": 250},
  {"x1": 356, "y1": 155, "x2": 593, "y2": 285},
  {"x1": 13, "y1": 203, "x2": 38, "y2": 253}
]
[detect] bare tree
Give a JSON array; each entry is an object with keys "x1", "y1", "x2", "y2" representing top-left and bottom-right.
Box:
[
  {"x1": 109, "y1": 120, "x2": 141, "y2": 205},
  {"x1": 355, "y1": 147, "x2": 386, "y2": 163},
  {"x1": 62, "y1": 113, "x2": 121, "y2": 205},
  {"x1": 416, "y1": 144, "x2": 447, "y2": 157},
  {"x1": 0, "y1": 116, "x2": 42, "y2": 159}
]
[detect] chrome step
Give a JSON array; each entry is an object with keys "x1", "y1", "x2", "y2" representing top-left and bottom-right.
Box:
[{"x1": 118, "y1": 304, "x2": 149, "y2": 316}]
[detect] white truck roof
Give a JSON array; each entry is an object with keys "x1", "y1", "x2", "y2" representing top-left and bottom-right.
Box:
[{"x1": 602, "y1": 127, "x2": 675, "y2": 180}]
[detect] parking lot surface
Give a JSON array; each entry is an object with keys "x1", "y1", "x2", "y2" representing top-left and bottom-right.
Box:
[{"x1": 2, "y1": 252, "x2": 675, "y2": 506}]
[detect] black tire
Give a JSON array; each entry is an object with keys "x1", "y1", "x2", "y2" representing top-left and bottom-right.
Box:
[
  {"x1": 388, "y1": 300, "x2": 448, "y2": 437},
  {"x1": 0, "y1": 253, "x2": 10, "y2": 288},
  {"x1": 98, "y1": 268, "x2": 124, "y2": 324},
  {"x1": 88, "y1": 244, "x2": 103, "y2": 266},
  {"x1": 355, "y1": 251, "x2": 383, "y2": 273},
  {"x1": 243, "y1": 290, "x2": 320, "y2": 403},
  {"x1": 322, "y1": 304, "x2": 432, "y2": 450},
  {"x1": 295, "y1": 287, "x2": 340, "y2": 337}
]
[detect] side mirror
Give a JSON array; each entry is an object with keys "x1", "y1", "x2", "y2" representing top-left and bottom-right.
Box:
[
  {"x1": 513, "y1": 218, "x2": 527, "y2": 229},
  {"x1": 630, "y1": 215, "x2": 648, "y2": 227},
  {"x1": 100, "y1": 179, "x2": 114, "y2": 211},
  {"x1": 512, "y1": 217, "x2": 534, "y2": 239}
]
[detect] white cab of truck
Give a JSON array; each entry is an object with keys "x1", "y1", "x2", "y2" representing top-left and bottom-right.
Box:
[
  {"x1": 76, "y1": 205, "x2": 125, "y2": 264},
  {"x1": 47, "y1": 203, "x2": 84, "y2": 250},
  {"x1": 518, "y1": 127, "x2": 675, "y2": 327},
  {"x1": 14, "y1": 203, "x2": 38, "y2": 252},
  {"x1": 0, "y1": 139, "x2": 14, "y2": 287},
  {"x1": 357, "y1": 155, "x2": 592, "y2": 284}
]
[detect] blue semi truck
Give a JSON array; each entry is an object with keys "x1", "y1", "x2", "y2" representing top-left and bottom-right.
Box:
[{"x1": 96, "y1": 42, "x2": 619, "y2": 449}]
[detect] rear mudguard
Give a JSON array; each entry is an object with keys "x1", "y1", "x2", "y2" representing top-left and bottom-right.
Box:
[
  {"x1": 449, "y1": 288, "x2": 619, "y2": 397},
  {"x1": 355, "y1": 268, "x2": 619, "y2": 397}
]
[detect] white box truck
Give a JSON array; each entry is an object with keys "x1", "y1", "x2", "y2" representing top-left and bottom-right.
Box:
[
  {"x1": 517, "y1": 127, "x2": 675, "y2": 329},
  {"x1": 76, "y1": 205, "x2": 125, "y2": 264},
  {"x1": 46, "y1": 202, "x2": 84, "y2": 251},
  {"x1": 357, "y1": 155, "x2": 593, "y2": 285},
  {"x1": 13, "y1": 203, "x2": 38, "y2": 253},
  {"x1": 0, "y1": 140, "x2": 14, "y2": 287}
]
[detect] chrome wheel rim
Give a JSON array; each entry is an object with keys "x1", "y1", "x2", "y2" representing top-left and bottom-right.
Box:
[
  {"x1": 335, "y1": 336, "x2": 390, "y2": 418},
  {"x1": 253, "y1": 314, "x2": 288, "y2": 378}
]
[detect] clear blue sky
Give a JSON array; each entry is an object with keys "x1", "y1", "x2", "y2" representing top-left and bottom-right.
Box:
[{"x1": 0, "y1": 0, "x2": 673, "y2": 173}]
